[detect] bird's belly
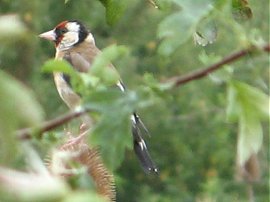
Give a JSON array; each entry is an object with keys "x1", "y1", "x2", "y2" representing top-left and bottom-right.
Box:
[{"x1": 53, "y1": 72, "x2": 81, "y2": 109}]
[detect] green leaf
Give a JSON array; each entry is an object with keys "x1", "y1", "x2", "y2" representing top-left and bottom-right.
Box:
[
  {"x1": 158, "y1": 12, "x2": 193, "y2": 56},
  {"x1": 226, "y1": 81, "x2": 270, "y2": 121},
  {"x1": 85, "y1": 89, "x2": 137, "y2": 170},
  {"x1": 238, "y1": 82, "x2": 269, "y2": 120},
  {"x1": 158, "y1": 0, "x2": 213, "y2": 55},
  {"x1": 99, "y1": 0, "x2": 127, "y2": 25},
  {"x1": 0, "y1": 15, "x2": 27, "y2": 40},
  {"x1": 237, "y1": 112, "x2": 263, "y2": 166},
  {"x1": 42, "y1": 59, "x2": 77, "y2": 76},
  {"x1": 226, "y1": 80, "x2": 269, "y2": 166},
  {"x1": 90, "y1": 44, "x2": 128, "y2": 86},
  {"x1": 42, "y1": 59, "x2": 86, "y2": 92},
  {"x1": 0, "y1": 70, "x2": 44, "y2": 164},
  {"x1": 143, "y1": 73, "x2": 174, "y2": 93},
  {"x1": 232, "y1": 0, "x2": 253, "y2": 21}
]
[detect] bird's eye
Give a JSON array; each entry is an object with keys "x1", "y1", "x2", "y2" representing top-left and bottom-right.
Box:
[
  {"x1": 60, "y1": 28, "x2": 68, "y2": 34},
  {"x1": 56, "y1": 28, "x2": 68, "y2": 36}
]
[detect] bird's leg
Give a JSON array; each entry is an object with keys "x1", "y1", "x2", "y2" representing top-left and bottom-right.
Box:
[
  {"x1": 79, "y1": 123, "x2": 90, "y2": 133},
  {"x1": 80, "y1": 114, "x2": 93, "y2": 132},
  {"x1": 62, "y1": 112, "x2": 92, "y2": 147},
  {"x1": 65, "y1": 128, "x2": 90, "y2": 147}
]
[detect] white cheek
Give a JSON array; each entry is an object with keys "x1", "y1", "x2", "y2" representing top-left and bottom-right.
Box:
[
  {"x1": 59, "y1": 32, "x2": 79, "y2": 50},
  {"x1": 66, "y1": 23, "x2": 80, "y2": 32}
]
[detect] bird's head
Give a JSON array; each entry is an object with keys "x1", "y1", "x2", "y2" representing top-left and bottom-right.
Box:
[{"x1": 39, "y1": 20, "x2": 94, "y2": 50}]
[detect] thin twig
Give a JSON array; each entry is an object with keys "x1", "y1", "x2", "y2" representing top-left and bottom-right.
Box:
[
  {"x1": 17, "y1": 109, "x2": 88, "y2": 140},
  {"x1": 170, "y1": 44, "x2": 270, "y2": 87}
]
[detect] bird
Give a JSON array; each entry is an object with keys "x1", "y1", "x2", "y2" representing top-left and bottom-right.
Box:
[{"x1": 39, "y1": 20, "x2": 158, "y2": 174}]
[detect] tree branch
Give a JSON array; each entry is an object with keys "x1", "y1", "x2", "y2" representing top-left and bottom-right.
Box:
[
  {"x1": 16, "y1": 44, "x2": 269, "y2": 140},
  {"x1": 170, "y1": 44, "x2": 270, "y2": 87},
  {"x1": 17, "y1": 109, "x2": 88, "y2": 140}
]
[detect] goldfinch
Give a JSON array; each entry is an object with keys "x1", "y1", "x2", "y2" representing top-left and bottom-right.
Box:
[{"x1": 39, "y1": 20, "x2": 158, "y2": 174}]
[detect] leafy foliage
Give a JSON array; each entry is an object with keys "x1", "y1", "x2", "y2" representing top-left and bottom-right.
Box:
[
  {"x1": 98, "y1": 0, "x2": 128, "y2": 25},
  {"x1": 89, "y1": 44, "x2": 128, "y2": 85},
  {"x1": 0, "y1": 0, "x2": 269, "y2": 201},
  {"x1": 85, "y1": 89, "x2": 136, "y2": 170},
  {"x1": 0, "y1": 71, "x2": 44, "y2": 164},
  {"x1": 157, "y1": 0, "x2": 214, "y2": 55}
]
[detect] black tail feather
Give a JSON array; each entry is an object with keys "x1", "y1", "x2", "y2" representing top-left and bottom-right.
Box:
[
  {"x1": 131, "y1": 113, "x2": 158, "y2": 174},
  {"x1": 116, "y1": 81, "x2": 158, "y2": 173}
]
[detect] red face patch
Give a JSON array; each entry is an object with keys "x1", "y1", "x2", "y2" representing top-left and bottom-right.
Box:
[
  {"x1": 55, "y1": 21, "x2": 68, "y2": 30},
  {"x1": 54, "y1": 21, "x2": 68, "y2": 47}
]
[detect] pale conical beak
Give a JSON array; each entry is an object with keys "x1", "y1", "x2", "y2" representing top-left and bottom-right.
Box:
[{"x1": 39, "y1": 29, "x2": 56, "y2": 41}]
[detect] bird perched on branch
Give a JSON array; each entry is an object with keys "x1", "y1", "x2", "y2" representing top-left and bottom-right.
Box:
[{"x1": 39, "y1": 20, "x2": 158, "y2": 174}]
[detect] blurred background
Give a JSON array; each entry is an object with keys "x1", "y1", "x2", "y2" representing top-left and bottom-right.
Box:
[{"x1": 0, "y1": 0, "x2": 268, "y2": 201}]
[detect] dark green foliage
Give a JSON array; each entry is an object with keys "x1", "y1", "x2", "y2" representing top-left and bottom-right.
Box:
[
  {"x1": 98, "y1": 0, "x2": 128, "y2": 25},
  {"x1": 0, "y1": 0, "x2": 268, "y2": 201}
]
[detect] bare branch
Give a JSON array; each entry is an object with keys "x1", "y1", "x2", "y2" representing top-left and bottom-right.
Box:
[
  {"x1": 169, "y1": 44, "x2": 270, "y2": 87},
  {"x1": 17, "y1": 109, "x2": 88, "y2": 140}
]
